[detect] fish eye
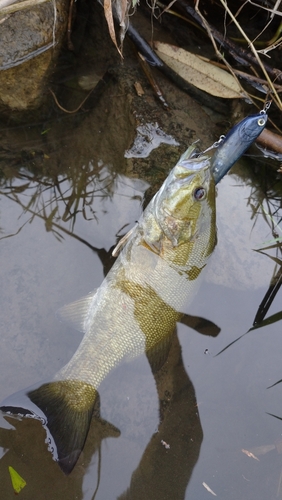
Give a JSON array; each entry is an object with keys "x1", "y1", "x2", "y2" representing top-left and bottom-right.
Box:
[
  {"x1": 257, "y1": 117, "x2": 266, "y2": 127},
  {"x1": 193, "y1": 187, "x2": 206, "y2": 201}
]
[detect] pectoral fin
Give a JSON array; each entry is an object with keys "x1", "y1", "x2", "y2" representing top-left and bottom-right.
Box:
[{"x1": 179, "y1": 314, "x2": 220, "y2": 337}]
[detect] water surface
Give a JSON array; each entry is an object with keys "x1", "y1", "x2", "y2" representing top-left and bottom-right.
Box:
[{"x1": 0, "y1": 53, "x2": 282, "y2": 500}]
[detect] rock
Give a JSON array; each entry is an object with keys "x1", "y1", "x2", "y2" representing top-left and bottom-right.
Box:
[{"x1": 0, "y1": 0, "x2": 69, "y2": 110}]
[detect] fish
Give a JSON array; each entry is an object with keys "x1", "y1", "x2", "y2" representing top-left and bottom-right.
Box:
[
  {"x1": 0, "y1": 112, "x2": 268, "y2": 474},
  {"x1": 0, "y1": 144, "x2": 218, "y2": 474},
  {"x1": 211, "y1": 110, "x2": 268, "y2": 183}
]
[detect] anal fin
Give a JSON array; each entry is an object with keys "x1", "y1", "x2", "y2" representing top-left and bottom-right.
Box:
[{"x1": 58, "y1": 292, "x2": 97, "y2": 333}]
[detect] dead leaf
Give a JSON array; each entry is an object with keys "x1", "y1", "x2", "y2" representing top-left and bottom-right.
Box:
[
  {"x1": 103, "y1": 0, "x2": 130, "y2": 55},
  {"x1": 242, "y1": 448, "x2": 260, "y2": 461},
  {"x1": 134, "y1": 81, "x2": 145, "y2": 96},
  {"x1": 9, "y1": 466, "x2": 27, "y2": 494},
  {"x1": 202, "y1": 482, "x2": 217, "y2": 496},
  {"x1": 115, "y1": 0, "x2": 129, "y2": 47},
  {"x1": 104, "y1": 0, "x2": 122, "y2": 56},
  {"x1": 154, "y1": 41, "x2": 244, "y2": 99}
]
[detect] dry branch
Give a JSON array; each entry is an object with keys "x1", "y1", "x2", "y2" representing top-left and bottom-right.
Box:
[{"x1": 175, "y1": 0, "x2": 282, "y2": 85}]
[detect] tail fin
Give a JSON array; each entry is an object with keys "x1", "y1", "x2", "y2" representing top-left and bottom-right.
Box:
[{"x1": 1, "y1": 380, "x2": 98, "y2": 474}]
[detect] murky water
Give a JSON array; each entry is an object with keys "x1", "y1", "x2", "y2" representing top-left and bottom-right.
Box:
[
  {"x1": 1, "y1": 8, "x2": 282, "y2": 498},
  {"x1": 1, "y1": 109, "x2": 282, "y2": 499}
]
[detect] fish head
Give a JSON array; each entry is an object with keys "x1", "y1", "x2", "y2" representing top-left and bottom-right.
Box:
[{"x1": 154, "y1": 153, "x2": 215, "y2": 248}]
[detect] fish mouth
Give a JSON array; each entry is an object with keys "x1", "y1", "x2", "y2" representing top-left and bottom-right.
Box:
[{"x1": 177, "y1": 157, "x2": 211, "y2": 177}]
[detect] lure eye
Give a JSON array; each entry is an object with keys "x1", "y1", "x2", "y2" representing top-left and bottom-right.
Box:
[
  {"x1": 193, "y1": 187, "x2": 206, "y2": 201},
  {"x1": 258, "y1": 117, "x2": 266, "y2": 127}
]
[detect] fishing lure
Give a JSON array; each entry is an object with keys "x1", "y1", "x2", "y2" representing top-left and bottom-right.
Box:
[{"x1": 211, "y1": 103, "x2": 270, "y2": 183}]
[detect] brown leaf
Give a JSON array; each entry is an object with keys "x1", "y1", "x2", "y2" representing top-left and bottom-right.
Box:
[
  {"x1": 242, "y1": 448, "x2": 260, "y2": 461},
  {"x1": 154, "y1": 41, "x2": 245, "y2": 99},
  {"x1": 104, "y1": 0, "x2": 122, "y2": 56},
  {"x1": 114, "y1": 0, "x2": 130, "y2": 49}
]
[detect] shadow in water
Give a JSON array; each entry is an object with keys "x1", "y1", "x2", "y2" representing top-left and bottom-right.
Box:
[
  {"x1": 0, "y1": 332, "x2": 205, "y2": 499},
  {"x1": 118, "y1": 333, "x2": 203, "y2": 500},
  {"x1": 0, "y1": 411, "x2": 120, "y2": 498}
]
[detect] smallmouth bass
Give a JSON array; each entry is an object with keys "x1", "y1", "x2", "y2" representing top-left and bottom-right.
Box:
[{"x1": 1, "y1": 145, "x2": 216, "y2": 473}]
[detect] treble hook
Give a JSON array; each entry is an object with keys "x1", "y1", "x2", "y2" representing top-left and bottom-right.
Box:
[{"x1": 260, "y1": 100, "x2": 272, "y2": 114}]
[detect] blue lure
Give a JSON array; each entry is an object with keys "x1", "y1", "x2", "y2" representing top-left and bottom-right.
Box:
[{"x1": 211, "y1": 107, "x2": 269, "y2": 184}]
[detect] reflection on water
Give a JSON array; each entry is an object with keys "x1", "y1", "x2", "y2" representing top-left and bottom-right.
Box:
[
  {"x1": 118, "y1": 334, "x2": 203, "y2": 500},
  {"x1": 0, "y1": 127, "x2": 282, "y2": 499},
  {"x1": 0, "y1": 334, "x2": 203, "y2": 499},
  {"x1": 0, "y1": 161, "x2": 149, "y2": 250}
]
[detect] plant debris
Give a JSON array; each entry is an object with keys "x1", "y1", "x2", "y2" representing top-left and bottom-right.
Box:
[
  {"x1": 154, "y1": 41, "x2": 244, "y2": 99},
  {"x1": 202, "y1": 482, "x2": 217, "y2": 496}
]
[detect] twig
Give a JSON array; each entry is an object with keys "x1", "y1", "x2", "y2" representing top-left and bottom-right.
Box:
[
  {"x1": 176, "y1": 0, "x2": 282, "y2": 86},
  {"x1": 237, "y1": 3, "x2": 280, "y2": 45},
  {"x1": 67, "y1": 0, "x2": 75, "y2": 51},
  {"x1": 193, "y1": 0, "x2": 248, "y2": 102},
  {"x1": 199, "y1": 56, "x2": 282, "y2": 93},
  {"x1": 49, "y1": 87, "x2": 94, "y2": 113},
  {"x1": 216, "y1": 0, "x2": 282, "y2": 109},
  {"x1": 137, "y1": 52, "x2": 169, "y2": 109},
  {"x1": 247, "y1": 0, "x2": 282, "y2": 17},
  {"x1": 257, "y1": 35, "x2": 282, "y2": 56},
  {"x1": 256, "y1": 128, "x2": 282, "y2": 154}
]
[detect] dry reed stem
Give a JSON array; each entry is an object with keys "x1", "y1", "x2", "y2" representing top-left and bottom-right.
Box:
[
  {"x1": 247, "y1": 0, "x2": 282, "y2": 17},
  {"x1": 220, "y1": 0, "x2": 282, "y2": 109},
  {"x1": 194, "y1": 0, "x2": 250, "y2": 103},
  {"x1": 196, "y1": 0, "x2": 282, "y2": 111}
]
